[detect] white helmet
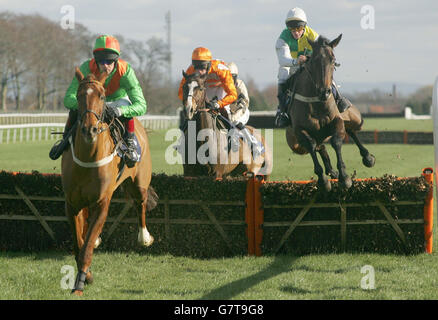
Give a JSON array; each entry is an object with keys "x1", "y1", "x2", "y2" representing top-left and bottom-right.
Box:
[
  {"x1": 285, "y1": 7, "x2": 307, "y2": 24},
  {"x1": 226, "y1": 62, "x2": 238, "y2": 75}
]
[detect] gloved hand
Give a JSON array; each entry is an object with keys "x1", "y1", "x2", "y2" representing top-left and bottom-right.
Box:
[
  {"x1": 106, "y1": 105, "x2": 122, "y2": 118},
  {"x1": 206, "y1": 101, "x2": 220, "y2": 111}
]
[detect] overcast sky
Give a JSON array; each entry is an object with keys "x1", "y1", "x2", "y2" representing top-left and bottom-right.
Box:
[{"x1": 2, "y1": 0, "x2": 437, "y2": 92}]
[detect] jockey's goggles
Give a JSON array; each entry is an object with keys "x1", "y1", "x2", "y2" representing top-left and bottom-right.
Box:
[
  {"x1": 98, "y1": 59, "x2": 116, "y2": 65},
  {"x1": 192, "y1": 60, "x2": 210, "y2": 70},
  {"x1": 288, "y1": 26, "x2": 305, "y2": 32}
]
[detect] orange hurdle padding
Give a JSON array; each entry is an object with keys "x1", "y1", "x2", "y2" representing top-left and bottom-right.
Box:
[
  {"x1": 422, "y1": 167, "x2": 434, "y2": 253},
  {"x1": 245, "y1": 177, "x2": 255, "y2": 256},
  {"x1": 254, "y1": 176, "x2": 264, "y2": 257}
]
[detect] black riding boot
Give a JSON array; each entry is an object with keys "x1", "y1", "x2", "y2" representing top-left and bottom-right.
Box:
[
  {"x1": 49, "y1": 109, "x2": 77, "y2": 160},
  {"x1": 274, "y1": 83, "x2": 290, "y2": 128},
  {"x1": 332, "y1": 82, "x2": 352, "y2": 113},
  {"x1": 124, "y1": 132, "x2": 140, "y2": 168}
]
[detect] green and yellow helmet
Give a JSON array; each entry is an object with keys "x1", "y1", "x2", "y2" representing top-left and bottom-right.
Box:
[{"x1": 93, "y1": 35, "x2": 120, "y2": 62}]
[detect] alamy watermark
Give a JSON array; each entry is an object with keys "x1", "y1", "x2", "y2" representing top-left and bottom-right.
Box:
[
  {"x1": 60, "y1": 264, "x2": 75, "y2": 290},
  {"x1": 60, "y1": 5, "x2": 75, "y2": 30},
  {"x1": 164, "y1": 124, "x2": 273, "y2": 175},
  {"x1": 360, "y1": 5, "x2": 375, "y2": 30},
  {"x1": 360, "y1": 265, "x2": 376, "y2": 290}
]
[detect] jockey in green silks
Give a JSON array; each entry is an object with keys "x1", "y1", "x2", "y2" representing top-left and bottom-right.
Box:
[{"x1": 49, "y1": 35, "x2": 147, "y2": 168}]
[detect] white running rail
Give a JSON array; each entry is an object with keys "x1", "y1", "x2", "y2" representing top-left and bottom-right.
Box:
[{"x1": 0, "y1": 113, "x2": 179, "y2": 144}]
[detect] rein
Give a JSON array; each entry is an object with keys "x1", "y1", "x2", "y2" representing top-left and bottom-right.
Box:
[
  {"x1": 296, "y1": 57, "x2": 333, "y2": 103},
  {"x1": 72, "y1": 78, "x2": 117, "y2": 168}
]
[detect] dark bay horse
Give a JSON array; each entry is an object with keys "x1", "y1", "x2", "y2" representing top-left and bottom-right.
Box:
[
  {"x1": 61, "y1": 68, "x2": 158, "y2": 296},
  {"x1": 285, "y1": 34, "x2": 375, "y2": 191},
  {"x1": 180, "y1": 71, "x2": 272, "y2": 179}
]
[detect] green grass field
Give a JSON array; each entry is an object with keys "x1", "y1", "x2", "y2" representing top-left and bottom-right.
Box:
[
  {"x1": 0, "y1": 118, "x2": 437, "y2": 300},
  {"x1": 0, "y1": 128, "x2": 434, "y2": 180}
]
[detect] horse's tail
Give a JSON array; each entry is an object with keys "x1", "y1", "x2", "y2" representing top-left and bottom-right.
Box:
[{"x1": 146, "y1": 186, "x2": 159, "y2": 211}]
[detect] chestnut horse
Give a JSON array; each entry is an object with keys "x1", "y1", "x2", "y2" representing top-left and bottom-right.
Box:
[
  {"x1": 180, "y1": 71, "x2": 272, "y2": 179},
  {"x1": 61, "y1": 68, "x2": 157, "y2": 296},
  {"x1": 285, "y1": 34, "x2": 375, "y2": 191}
]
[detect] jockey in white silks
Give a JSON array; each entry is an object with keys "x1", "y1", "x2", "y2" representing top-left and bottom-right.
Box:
[{"x1": 225, "y1": 62, "x2": 263, "y2": 155}]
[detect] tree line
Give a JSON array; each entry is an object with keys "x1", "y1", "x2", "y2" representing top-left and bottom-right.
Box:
[
  {"x1": 0, "y1": 12, "x2": 432, "y2": 115},
  {"x1": 0, "y1": 12, "x2": 177, "y2": 114}
]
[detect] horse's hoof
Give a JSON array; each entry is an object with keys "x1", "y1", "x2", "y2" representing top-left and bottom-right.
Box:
[
  {"x1": 139, "y1": 235, "x2": 154, "y2": 247},
  {"x1": 341, "y1": 176, "x2": 353, "y2": 190},
  {"x1": 362, "y1": 154, "x2": 376, "y2": 168},
  {"x1": 318, "y1": 178, "x2": 332, "y2": 192},
  {"x1": 85, "y1": 272, "x2": 93, "y2": 285},
  {"x1": 328, "y1": 170, "x2": 339, "y2": 179},
  {"x1": 72, "y1": 290, "x2": 83, "y2": 297}
]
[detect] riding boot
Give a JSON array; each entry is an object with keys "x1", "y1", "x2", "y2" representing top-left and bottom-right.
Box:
[
  {"x1": 332, "y1": 81, "x2": 352, "y2": 113},
  {"x1": 274, "y1": 83, "x2": 291, "y2": 128},
  {"x1": 49, "y1": 109, "x2": 77, "y2": 160},
  {"x1": 123, "y1": 119, "x2": 140, "y2": 168}
]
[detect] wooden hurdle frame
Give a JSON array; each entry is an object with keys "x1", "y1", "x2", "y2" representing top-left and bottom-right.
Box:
[
  {"x1": 245, "y1": 168, "x2": 434, "y2": 256},
  {"x1": 0, "y1": 170, "x2": 434, "y2": 256}
]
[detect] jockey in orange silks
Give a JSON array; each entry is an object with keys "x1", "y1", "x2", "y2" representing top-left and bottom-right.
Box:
[{"x1": 178, "y1": 47, "x2": 264, "y2": 157}]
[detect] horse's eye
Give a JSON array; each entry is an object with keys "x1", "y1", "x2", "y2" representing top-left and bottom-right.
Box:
[{"x1": 100, "y1": 95, "x2": 105, "y2": 100}]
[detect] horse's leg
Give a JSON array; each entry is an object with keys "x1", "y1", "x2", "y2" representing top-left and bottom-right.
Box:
[
  {"x1": 298, "y1": 130, "x2": 331, "y2": 192},
  {"x1": 124, "y1": 181, "x2": 154, "y2": 247},
  {"x1": 65, "y1": 203, "x2": 83, "y2": 266},
  {"x1": 317, "y1": 144, "x2": 338, "y2": 179},
  {"x1": 136, "y1": 188, "x2": 154, "y2": 247},
  {"x1": 347, "y1": 129, "x2": 375, "y2": 168},
  {"x1": 330, "y1": 119, "x2": 352, "y2": 189},
  {"x1": 72, "y1": 197, "x2": 111, "y2": 296}
]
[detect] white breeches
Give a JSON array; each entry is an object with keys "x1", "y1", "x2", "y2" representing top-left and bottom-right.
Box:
[
  {"x1": 106, "y1": 96, "x2": 132, "y2": 108},
  {"x1": 277, "y1": 65, "x2": 300, "y2": 84},
  {"x1": 227, "y1": 106, "x2": 249, "y2": 126},
  {"x1": 206, "y1": 86, "x2": 250, "y2": 126}
]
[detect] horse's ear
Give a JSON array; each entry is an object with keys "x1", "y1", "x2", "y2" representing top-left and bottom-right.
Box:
[
  {"x1": 75, "y1": 67, "x2": 84, "y2": 82},
  {"x1": 329, "y1": 34, "x2": 342, "y2": 48}
]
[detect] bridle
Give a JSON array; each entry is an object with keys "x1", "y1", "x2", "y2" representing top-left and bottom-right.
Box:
[
  {"x1": 300, "y1": 48, "x2": 338, "y2": 102},
  {"x1": 78, "y1": 79, "x2": 109, "y2": 134},
  {"x1": 70, "y1": 78, "x2": 117, "y2": 168},
  {"x1": 184, "y1": 77, "x2": 207, "y2": 119}
]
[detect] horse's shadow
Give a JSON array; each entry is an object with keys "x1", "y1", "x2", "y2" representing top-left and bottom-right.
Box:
[{"x1": 199, "y1": 254, "x2": 298, "y2": 300}]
